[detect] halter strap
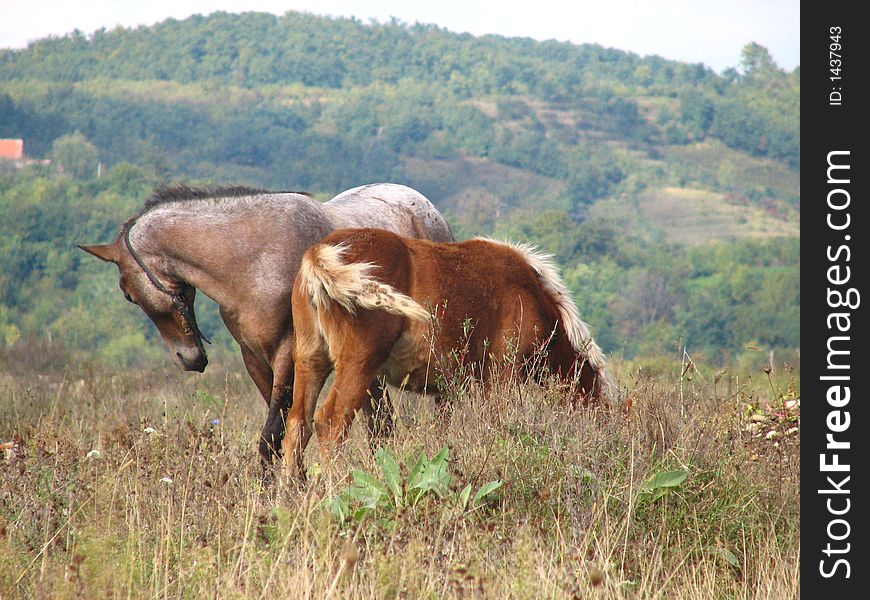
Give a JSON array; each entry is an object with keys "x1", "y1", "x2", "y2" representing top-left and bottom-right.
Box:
[{"x1": 123, "y1": 223, "x2": 211, "y2": 345}]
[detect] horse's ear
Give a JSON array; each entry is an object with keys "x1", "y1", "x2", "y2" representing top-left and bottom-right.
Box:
[{"x1": 78, "y1": 243, "x2": 118, "y2": 263}]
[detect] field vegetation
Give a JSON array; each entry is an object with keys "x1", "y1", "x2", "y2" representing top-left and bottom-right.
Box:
[{"x1": 1, "y1": 343, "x2": 799, "y2": 598}]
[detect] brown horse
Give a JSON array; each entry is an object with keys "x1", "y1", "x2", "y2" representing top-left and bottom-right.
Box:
[
  {"x1": 78, "y1": 184, "x2": 453, "y2": 467},
  {"x1": 286, "y1": 227, "x2": 608, "y2": 475}
]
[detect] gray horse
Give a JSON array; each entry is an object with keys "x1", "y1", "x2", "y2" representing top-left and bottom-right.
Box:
[{"x1": 79, "y1": 183, "x2": 453, "y2": 467}]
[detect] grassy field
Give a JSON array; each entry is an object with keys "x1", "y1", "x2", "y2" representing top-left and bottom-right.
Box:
[
  {"x1": 589, "y1": 186, "x2": 799, "y2": 246},
  {"x1": 660, "y1": 140, "x2": 800, "y2": 204},
  {"x1": 1, "y1": 345, "x2": 799, "y2": 599}
]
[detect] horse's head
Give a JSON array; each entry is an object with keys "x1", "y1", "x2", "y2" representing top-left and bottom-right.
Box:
[{"x1": 78, "y1": 232, "x2": 209, "y2": 373}]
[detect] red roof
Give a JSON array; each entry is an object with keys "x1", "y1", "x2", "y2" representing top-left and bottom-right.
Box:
[{"x1": 0, "y1": 139, "x2": 24, "y2": 160}]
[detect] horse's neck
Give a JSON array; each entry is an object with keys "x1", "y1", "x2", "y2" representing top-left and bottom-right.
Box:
[
  {"x1": 139, "y1": 202, "x2": 332, "y2": 309},
  {"x1": 153, "y1": 223, "x2": 247, "y2": 308}
]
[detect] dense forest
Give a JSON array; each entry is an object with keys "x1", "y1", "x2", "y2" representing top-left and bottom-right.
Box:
[{"x1": 0, "y1": 11, "x2": 799, "y2": 368}]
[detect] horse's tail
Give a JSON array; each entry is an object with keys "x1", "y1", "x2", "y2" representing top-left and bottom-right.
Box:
[
  {"x1": 477, "y1": 237, "x2": 609, "y2": 382},
  {"x1": 298, "y1": 242, "x2": 431, "y2": 322}
]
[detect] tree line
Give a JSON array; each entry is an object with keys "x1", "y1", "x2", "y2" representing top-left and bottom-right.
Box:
[
  {"x1": 0, "y1": 165, "x2": 798, "y2": 367},
  {"x1": 0, "y1": 12, "x2": 799, "y2": 367}
]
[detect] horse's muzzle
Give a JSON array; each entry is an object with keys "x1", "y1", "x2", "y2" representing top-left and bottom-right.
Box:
[{"x1": 177, "y1": 352, "x2": 208, "y2": 373}]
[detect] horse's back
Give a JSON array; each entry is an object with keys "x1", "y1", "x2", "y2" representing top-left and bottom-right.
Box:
[
  {"x1": 319, "y1": 230, "x2": 556, "y2": 354},
  {"x1": 324, "y1": 183, "x2": 453, "y2": 243},
  {"x1": 438, "y1": 239, "x2": 563, "y2": 348},
  {"x1": 307, "y1": 228, "x2": 607, "y2": 401},
  {"x1": 315, "y1": 230, "x2": 554, "y2": 319}
]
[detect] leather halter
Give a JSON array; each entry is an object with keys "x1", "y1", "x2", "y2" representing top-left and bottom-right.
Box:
[{"x1": 123, "y1": 223, "x2": 211, "y2": 344}]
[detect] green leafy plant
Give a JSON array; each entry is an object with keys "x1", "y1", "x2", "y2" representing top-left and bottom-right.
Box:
[
  {"x1": 638, "y1": 468, "x2": 688, "y2": 503},
  {"x1": 710, "y1": 545, "x2": 740, "y2": 569},
  {"x1": 324, "y1": 446, "x2": 503, "y2": 524}
]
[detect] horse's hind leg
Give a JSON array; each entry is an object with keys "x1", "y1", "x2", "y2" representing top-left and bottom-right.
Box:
[
  {"x1": 314, "y1": 363, "x2": 380, "y2": 456},
  {"x1": 313, "y1": 309, "x2": 402, "y2": 457},
  {"x1": 284, "y1": 354, "x2": 331, "y2": 480}
]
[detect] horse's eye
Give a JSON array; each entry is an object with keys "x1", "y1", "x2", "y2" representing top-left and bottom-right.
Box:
[{"x1": 124, "y1": 292, "x2": 137, "y2": 305}]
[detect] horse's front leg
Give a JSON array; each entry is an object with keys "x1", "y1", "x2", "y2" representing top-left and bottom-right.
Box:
[
  {"x1": 258, "y1": 350, "x2": 295, "y2": 470},
  {"x1": 221, "y1": 309, "x2": 274, "y2": 406},
  {"x1": 239, "y1": 344, "x2": 274, "y2": 405}
]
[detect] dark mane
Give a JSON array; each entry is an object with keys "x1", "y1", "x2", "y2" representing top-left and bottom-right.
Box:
[{"x1": 142, "y1": 184, "x2": 311, "y2": 212}]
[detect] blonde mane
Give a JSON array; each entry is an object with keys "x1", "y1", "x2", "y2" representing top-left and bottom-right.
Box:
[{"x1": 475, "y1": 237, "x2": 607, "y2": 373}]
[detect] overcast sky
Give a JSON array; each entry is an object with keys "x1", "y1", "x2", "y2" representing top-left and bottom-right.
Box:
[{"x1": 0, "y1": 0, "x2": 799, "y2": 73}]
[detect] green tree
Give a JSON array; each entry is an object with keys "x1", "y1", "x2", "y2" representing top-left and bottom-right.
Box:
[
  {"x1": 679, "y1": 90, "x2": 714, "y2": 139},
  {"x1": 564, "y1": 161, "x2": 624, "y2": 220},
  {"x1": 739, "y1": 42, "x2": 779, "y2": 79},
  {"x1": 50, "y1": 131, "x2": 99, "y2": 179}
]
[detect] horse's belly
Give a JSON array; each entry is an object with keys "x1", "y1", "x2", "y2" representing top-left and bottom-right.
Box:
[{"x1": 381, "y1": 332, "x2": 432, "y2": 393}]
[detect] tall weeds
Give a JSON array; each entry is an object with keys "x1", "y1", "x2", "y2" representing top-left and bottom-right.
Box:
[{"x1": 0, "y1": 348, "x2": 799, "y2": 598}]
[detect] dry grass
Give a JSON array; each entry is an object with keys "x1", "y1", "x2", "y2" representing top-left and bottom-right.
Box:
[{"x1": 0, "y1": 349, "x2": 799, "y2": 599}]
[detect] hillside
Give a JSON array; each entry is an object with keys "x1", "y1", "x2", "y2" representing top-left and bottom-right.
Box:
[{"x1": 0, "y1": 11, "x2": 799, "y2": 364}]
